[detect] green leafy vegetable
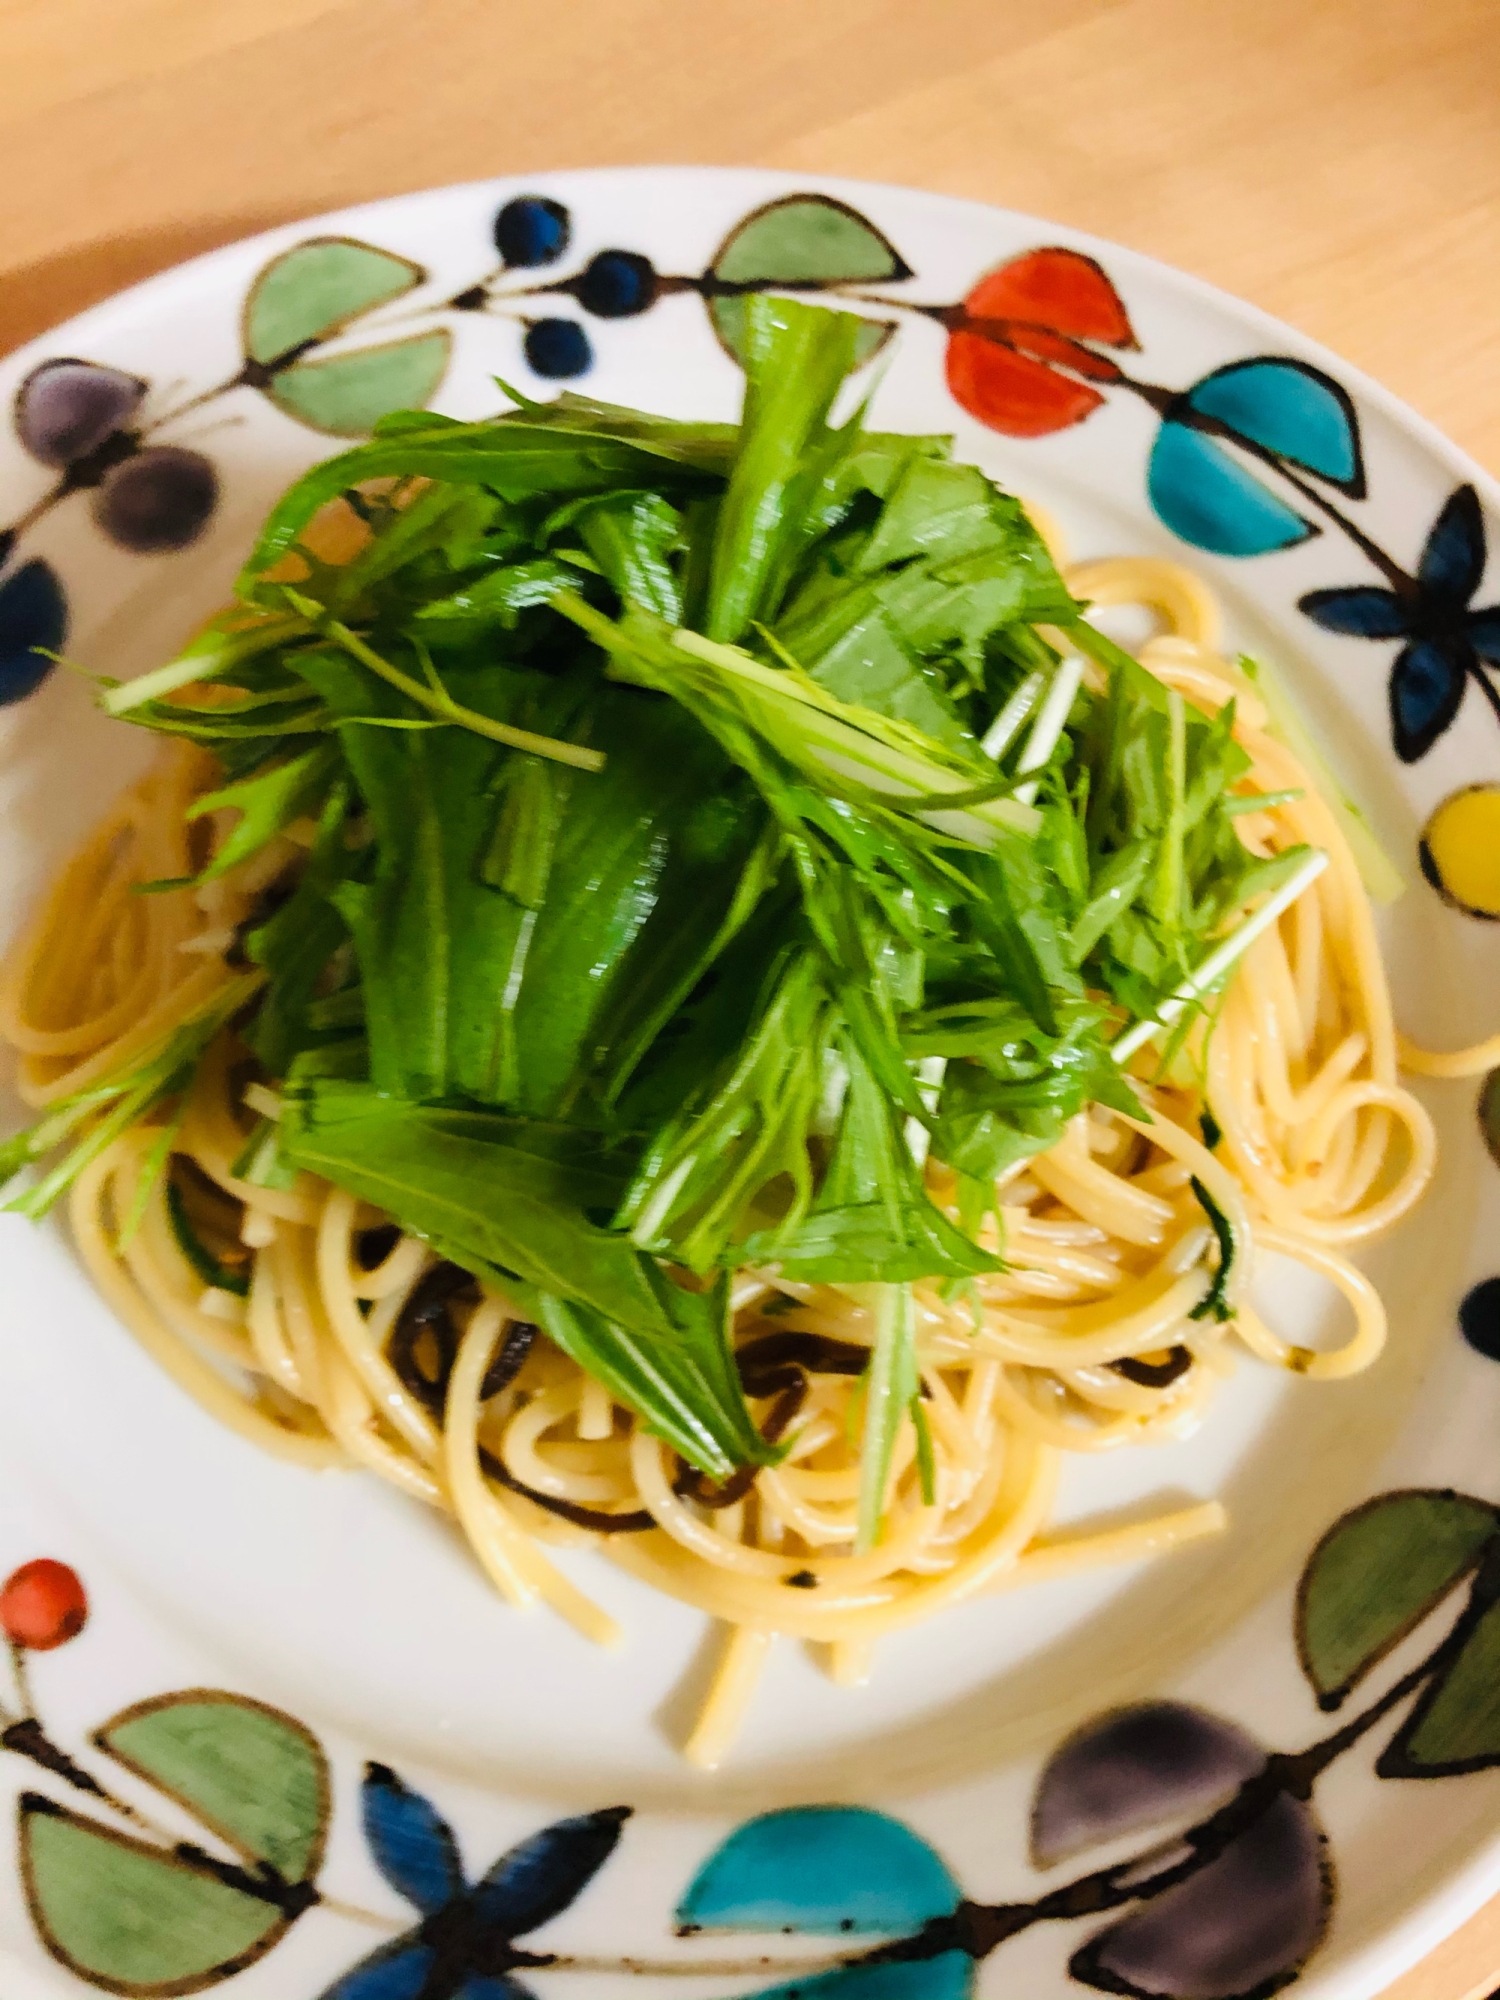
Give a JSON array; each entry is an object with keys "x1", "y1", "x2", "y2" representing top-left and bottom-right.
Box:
[
  {"x1": 6, "y1": 292, "x2": 1333, "y2": 1500},
  {"x1": 279, "y1": 1079, "x2": 766, "y2": 1476}
]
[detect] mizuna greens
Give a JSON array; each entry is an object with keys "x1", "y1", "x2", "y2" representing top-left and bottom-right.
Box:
[{"x1": 5, "y1": 297, "x2": 1318, "y2": 1499}]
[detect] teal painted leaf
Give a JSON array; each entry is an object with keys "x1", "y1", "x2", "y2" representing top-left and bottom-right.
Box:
[
  {"x1": 1296, "y1": 1490, "x2": 1498, "y2": 1709},
  {"x1": 678, "y1": 1807, "x2": 959, "y2": 1936},
  {"x1": 97, "y1": 1690, "x2": 329, "y2": 1882},
  {"x1": 747, "y1": 1953, "x2": 972, "y2": 1999},
  {"x1": 1381, "y1": 1592, "x2": 1500, "y2": 1777},
  {"x1": 244, "y1": 238, "x2": 427, "y2": 366},
  {"x1": 20, "y1": 1794, "x2": 296, "y2": 1995},
  {"x1": 1148, "y1": 421, "x2": 1315, "y2": 558},
  {"x1": 265, "y1": 331, "x2": 452, "y2": 437},
  {"x1": 707, "y1": 195, "x2": 908, "y2": 367},
  {"x1": 1184, "y1": 358, "x2": 1364, "y2": 496}
]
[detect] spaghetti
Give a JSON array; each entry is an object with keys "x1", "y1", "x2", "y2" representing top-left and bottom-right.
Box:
[{"x1": 0, "y1": 552, "x2": 1453, "y2": 1765}]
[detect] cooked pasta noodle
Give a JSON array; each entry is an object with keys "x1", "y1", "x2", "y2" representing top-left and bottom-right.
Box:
[{"x1": 0, "y1": 550, "x2": 1447, "y2": 1765}]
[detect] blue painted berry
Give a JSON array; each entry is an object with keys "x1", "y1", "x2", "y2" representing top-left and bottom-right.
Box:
[
  {"x1": 574, "y1": 251, "x2": 657, "y2": 318},
  {"x1": 524, "y1": 319, "x2": 592, "y2": 379},
  {"x1": 494, "y1": 195, "x2": 571, "y2": 268}
]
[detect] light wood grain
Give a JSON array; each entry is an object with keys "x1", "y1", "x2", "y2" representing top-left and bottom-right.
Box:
[{"x1": 0, "y1": 4, "x2": 1497, "y2": 1994}]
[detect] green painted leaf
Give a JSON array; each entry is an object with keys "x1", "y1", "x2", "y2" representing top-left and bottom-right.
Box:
[
  {"x1": 265, "y1": 330, "x2": 452, "y2": 437},
  {"x1": 707, "y1": 195, "x2": 908, "y2": 367},
  {"x1": 711, "y1": 194, "x2": 910, "y2": 292},
  {"x1": 97, "y1": 1691, "x2": 329, "y2": 1882},
  {"x1": 1296, "y1": 1490, "x2": 1497, "y2": 1708},
  {"x1": 1381, "y1": 1593, "x2": 1500, "y2": 1776},
  {"x1": 244, "y1": 237, "x2": 426, "y2": 365},
  {"x1": 20, "y1": 1796, "x2": 293, "y2": 1995}
]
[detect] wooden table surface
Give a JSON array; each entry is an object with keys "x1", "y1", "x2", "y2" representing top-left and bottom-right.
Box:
[{"x1": 1, "y1": 2, "x2": 1497, "y2": 1994}]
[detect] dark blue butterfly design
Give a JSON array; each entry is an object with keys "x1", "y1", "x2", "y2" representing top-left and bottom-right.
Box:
[
  {"x1": 1300, "y1": 484, "x2": 1500, "y2": 763},
  {"x1": 319, "y1": 1763, "x2": 629, "y2": 2000}
]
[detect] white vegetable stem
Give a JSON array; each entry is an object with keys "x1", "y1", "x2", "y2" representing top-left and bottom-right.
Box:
[
  {"x1": 670, "y1": 629, "x2": 1041, "y2": 843},
  {"x1": 904, "y1": 1055, "x2": 947, "y2": 1166},
  {"x1": 1110, "y1": 847, "x2": 1329, "y2": 1066},
  {"x1": 872, "y1": 658, "x2": 1084, "y2": 1546},
  {"x1": 1014, "y1": 652, "x2": 1085, "y2": 806},
  {"x1": 900, "y1": 663, "x2": 1083, "y2": 1158},
  {"x1": 979, "y1": 669, "x2": 1047, "y2": 759},
  {"x1": 101, "y1": 616, "x2": 305, "y2": 716}
]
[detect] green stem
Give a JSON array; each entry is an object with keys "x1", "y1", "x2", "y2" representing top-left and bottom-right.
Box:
[
  {"x1": 101, "y1": 617, "x2": 306, "y2": 716},
  {"x1": 318, "y1": 614, "x2": 604, "y2": 772},
  {"x1": 856, "y1": 1283, "x2": 916, "y2": 1552}
]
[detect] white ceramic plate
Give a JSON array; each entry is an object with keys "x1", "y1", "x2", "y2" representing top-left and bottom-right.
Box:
[{"x1": 2, "y1": 168, "x2": 1499, "y2": 2000}]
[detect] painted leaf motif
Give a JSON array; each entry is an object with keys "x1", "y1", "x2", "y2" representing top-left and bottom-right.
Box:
[
  {"x1": 678, "y1": 1806, "x2": 959, "y2": 1936},
  {"x1": 98, "y1": 1690, "x2": 329, "y2": 1884},
  {"x1": 319, "y1": 1937, "x2": 537, "y2": 2000},
  {"x1": 1417, "y1": 484, "x2": 1485, "y2": 602},
  {"x1": 1147, "y1": 422, "x2": 1314, "y2": 557},
  {"x1": 710, "y1": 195, "x2": 909, "y2": 291},
  {"x1": 1183, "y1": 359, "x2": 1364, "y2": 496},
  {"x1": 747, "y1": 1954, "x2": 973, "y2": 1999},
  {"x1": 0, "y1": 556, "x2": 67, "y2": 705},
  {"x1": 20, "y1": 1794, "x2": 294, "y2": 1995},
  {"x1": 1031, "y1": 1702, "x2": 1264, "y2": 1868},
  {"x1": 1467, "y1": 606, "x2": 1500, "y2": 663},
  {"x1": 15, "y1": 358, "x2": 147, "y2": 467},
  {"x1": 266, "y1": 331, "x2": 453, "y2": 437},
  {"x1": 245, "y1": 238, "x2": 427, "y2": 366},
  {"x1": 945, "y1": 333, "x2": 1104, "y2": 438},
  {"x1": 1004, "y1": 324, "x2": 1125, "y2": 381},
  {"x1": 962, "y1": 248, "x2": 1135, "y2": 348},
  {"x1": 469, "y1": 1805, "x2": 631, "y2": 1937},
  {"x1": 707, "y1": 195, "x2": 907, "y2": 366},
  {"x1": 1298, "y1": 585, "x2": 1409, "y2": 639},
  {"x1": 1071, "y1": 1792, "x2": 1329, "y2": 2000},
  {"x1": 361, "y1": 1762, "x2": 464, "y2": 1915},
  {"x1": 1381, "y1": 1592, "x2": 1500, "y2": 1776},
  {"x1": 1296, "y1": 1490, "x2": 1498, "y2": 1708},
  {"x1": 1389, "y1": 638, "x2": 1468, "y2": 763},
  {"x1": 318, "y1": 1938, "x2": 441, "y2": 2000}
]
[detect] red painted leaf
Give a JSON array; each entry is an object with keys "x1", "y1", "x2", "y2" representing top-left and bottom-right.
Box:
[
  {"x1": 945, "y1": 332, "x2": 1105, "y2": 437},
  {"x1": 1002, "y1": 324, "x2": 1125, "y2": 383},
  {"x1": 963, "y1": 248, "x2": 1136, "y2": 349}
]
